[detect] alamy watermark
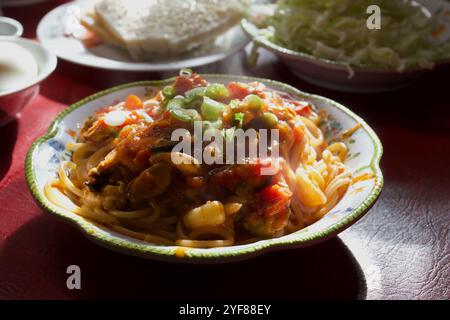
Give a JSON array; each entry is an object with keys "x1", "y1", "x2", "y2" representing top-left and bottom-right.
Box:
[
  {"x1": 367, "y1": 5, "x2": 381, "y2": 30},
  {"x1": 171, "y1": 121, "x2": 280, "y2": 176},
  {"x1": 66, "y1": 265, "x2": 81, "y2": 290}
]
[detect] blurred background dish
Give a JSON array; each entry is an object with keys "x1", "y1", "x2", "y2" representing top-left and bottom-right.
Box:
[
  {"x1": 2, "y1": 0, "x2": 53, "y2": 7},
  {"x1": 36, "y1": 0, "x2": 250, "y2": 72},
  {"x1": 79, "y1": 0, "x2": 244, "y2": 61},
  {"x1": 0, "y1": 37, "x2": 57, "y2": 126},
  {"x1": 0, "y1": 17, "x2": 24, "y2": 38},
  {"x1": 243, "y1": 0, "x2": 450, "y2": 92}
]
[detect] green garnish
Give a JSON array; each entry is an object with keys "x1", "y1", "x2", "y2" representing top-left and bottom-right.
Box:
[
  {"x1": 171, "y1": 108, "x2": 201, "y2": 123},
  {"x1": 233, "y1": 112, "x2": 245, "y2": 128},
  {"x1": 184, "y1": 87, "x2": 207, "y2": 109},
  {"x1": 262, "y1": 112, "x2": 278, "y2": 128},
  {"x1": 201, "y1": 97, "x2": 225, "y2": 121},
  {"x1": 179, "y1": 68, "x2": 193, "y2": 77},
  {"x1": 229, "y1": 99, "x2": 240, "y2": 109},
  {"x1": 244, "y1": 94, "x2": 263, "y2": 110},
  {"x1": 167, "y1": 97, "x2": 184, "y2": 111},
  {"x1": 162, "y1": 86, "x2": 176, "y2": 99},
  {"x1": 167, "y1": 97, "x2": 200, "y2": 122},
  {"x1": 205, "y1": 83, "x2": 229, "y2": 100},
  {"x1": 185, "y1": 87, "x2": 207, "y2": 99}
]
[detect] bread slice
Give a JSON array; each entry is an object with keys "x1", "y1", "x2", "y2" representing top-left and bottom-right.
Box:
[
  {"x1": 90, "y1": 0, "x2": 244, "y2": 61},
  {"x1": 80, "y1": 11, "x2": 125, "y2": 48}
]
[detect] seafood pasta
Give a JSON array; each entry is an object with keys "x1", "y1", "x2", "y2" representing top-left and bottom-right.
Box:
[{"x1": 45, "y1": 71, "x2": 352, "y2": 248}]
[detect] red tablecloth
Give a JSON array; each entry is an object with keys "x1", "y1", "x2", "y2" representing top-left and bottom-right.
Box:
[{"x1": 1, "y1": 1, "x2": 449, "y2": 300}]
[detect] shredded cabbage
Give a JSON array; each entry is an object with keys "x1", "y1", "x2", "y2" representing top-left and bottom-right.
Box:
[{"x1": 263, "y1": 0, "x2": 450, "y2": 70}]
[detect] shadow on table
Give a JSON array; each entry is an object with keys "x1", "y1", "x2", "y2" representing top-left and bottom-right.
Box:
[
  {"x1": 0, "y1": 214, "x2": 367, "y2": 300},
  {"x1": 0, "y1": 120, "x2": 18, "y2": 183},
  {"x1": 266, "y1": 63, "x2": 450, "y2": 136}
]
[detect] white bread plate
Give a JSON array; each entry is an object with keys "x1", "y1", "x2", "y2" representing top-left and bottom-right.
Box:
[{"x1": 37, "y1": 0, "x2": 250, "y2": 72}]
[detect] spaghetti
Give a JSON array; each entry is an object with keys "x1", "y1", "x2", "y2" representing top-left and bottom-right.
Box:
[{"x1": 45, "y1": 71, "x2": 355, "y2": 248}]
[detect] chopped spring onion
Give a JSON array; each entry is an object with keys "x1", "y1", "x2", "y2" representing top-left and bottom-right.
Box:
[
  {"x1": 166, "y1": 96, "x2": 201, "y2": 122},
  {"x1": 262, "y1": 112, "x2": 278, "y2": 128},
  {"x1": 244, "y1": 94, "x2": 263, "y2": 110},
  {"x1": 201, "y1": 97, "x2": 225, "y2": 121},
  {"x1": 162, "y1": 86, "x2": 176, "y2": 99},
  {"x1": 179, "y1": 68, "x2": 193, "y2": 77},
  {"x1": 205, "y1": 83, "x2": 229, "y2": 100},
  {"x1": 229, "y1": 99, "x2": 240, "y2": 109},
  {"x1": 167, "y1": 97, "x2": 184, "y2": 111},
  {"x1": 185, "y1": 87, "x2": 207, "y2": 99},
  {"x1": 184, "y1": 87, "x2": 207, "y2": 108},
  {"x1": 171, "y1": 108, "x2": 201, "y2": 123},
  {"x1": 186, "y1": 96, "x2": 204, "y2": 110},
  {"x1": 233, "y1": 112, "x2": 245, "y2": 128}
]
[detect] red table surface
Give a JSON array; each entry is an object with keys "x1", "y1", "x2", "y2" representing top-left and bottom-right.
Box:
[{"x1": 1, "y1": 1, "x2": 449, "y2": 300}]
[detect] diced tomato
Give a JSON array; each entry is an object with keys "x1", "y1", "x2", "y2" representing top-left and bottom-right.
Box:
[
  {"x1": 259, "y1": 183, "x2": 292, "y2": 217},
  {"x1": 227, "y1": 82, "x2": 251, "y2": 100},
  {"x1": 191, "y1": 73, "x2": 208, "y2": 87},
  {"x1": 293, "y1": 101, "x2": 312, "y2": 116},
  {"x1": 174, "y1": 76, "x2": 193, "y2": 95},
  {"x1": 173, "y1": 73, "x2": 207, "y2": 95},
  {"x1": 253, "y1": 158, "x2": 281, "y2": 176},
  {"x1": 260, "y1": 183, "x2": 292, "y2": 203},
  {"x1": 125, "y1": 95, "x2": 143, "y2": 110},
  {"x1": 251, "y1": 162, "x2": 263, "y2": 177}
]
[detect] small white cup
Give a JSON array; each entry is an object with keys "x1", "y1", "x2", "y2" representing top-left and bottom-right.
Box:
[{"x1": 0, "y1": 17, "x2": 24, "y2": 39}]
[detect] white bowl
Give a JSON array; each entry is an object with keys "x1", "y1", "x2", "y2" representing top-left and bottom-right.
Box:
[
  {"x1": 25, "y1": 75, "x2": 383, "y2": 263},
  {"x1": 0, "y1": 38, "x2": 57, "y2": 126},
  {"x1": 242, "y1": 0, "x2": 450, "y2": 93},
  {"x1": 0, "y1": 17, "x2": 24, "y2": 38}
]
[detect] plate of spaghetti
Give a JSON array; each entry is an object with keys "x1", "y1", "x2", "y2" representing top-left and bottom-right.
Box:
[{"x1": 26, "y1": 72, "x2": 383, "y2": 262}]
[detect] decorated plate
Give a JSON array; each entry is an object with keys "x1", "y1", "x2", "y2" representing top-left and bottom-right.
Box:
[{"x1": 25, "y1": 75, "x2": 383, "y2": 263}]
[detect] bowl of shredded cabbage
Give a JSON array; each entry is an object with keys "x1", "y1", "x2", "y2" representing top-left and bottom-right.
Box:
[{"x1": 243, "y1": 0, "x2": 450, "y2": 92}]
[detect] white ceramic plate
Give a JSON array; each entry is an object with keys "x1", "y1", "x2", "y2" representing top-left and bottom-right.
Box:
[
  {"x1": 243, "y1": 0, "x2": 450, "y2": 92},
  {"x1": 36, "y1": 0, "x2": 250, "y2": 72},
  {"x1": 26, "y1": 75, "x2": 383, "y2": 263}
]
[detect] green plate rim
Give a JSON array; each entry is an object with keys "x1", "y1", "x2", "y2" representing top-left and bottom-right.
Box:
[{"x1": 25, "y1": 74, "x2": 383, "y2": 262}]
